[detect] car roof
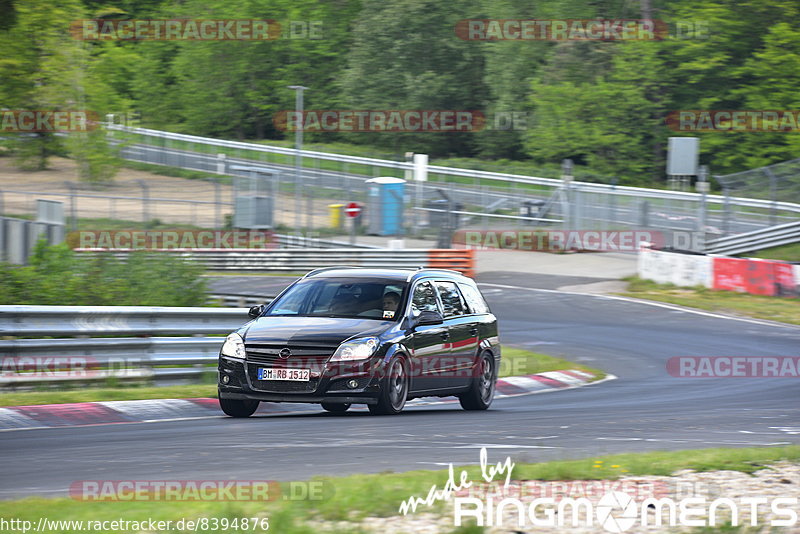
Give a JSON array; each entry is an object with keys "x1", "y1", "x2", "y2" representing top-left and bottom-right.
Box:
[{"x1": 303, "y1": 267, "x2": 472, "y2": 283}]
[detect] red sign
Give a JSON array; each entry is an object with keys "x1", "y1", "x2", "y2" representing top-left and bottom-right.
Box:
[
  {"x1": 345, "y1": 202, "x2": 362, "y2": 218},
  {"x1": 712, "y1": 257, "x2": 748, "y2": 293}
]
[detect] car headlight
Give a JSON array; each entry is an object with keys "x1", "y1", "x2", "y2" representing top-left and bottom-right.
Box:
[
  {"x1": 330, "y1": 337, "x2": 379, "y2": 362},
  {"x1": 221, "y1": 333, "x2": 246, "y2": 359}
]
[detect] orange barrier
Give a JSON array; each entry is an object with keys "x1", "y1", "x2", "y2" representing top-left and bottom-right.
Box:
[{"x1": 427, "y1": 249, "x2": 475, "y2": 279}]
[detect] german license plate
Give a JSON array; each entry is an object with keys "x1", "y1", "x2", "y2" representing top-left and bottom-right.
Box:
[{"x1": 257, "y1": 368, "x2": 310, "y2": 381}]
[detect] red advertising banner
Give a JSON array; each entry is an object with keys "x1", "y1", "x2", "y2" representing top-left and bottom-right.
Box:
[
  {"x1": 712, "y1": 257, "x2": 797, "y2": 297},
  {"x1": 774, "y1": 262, "x2": 798, "y2": 297},
  {"x1": 744, "y1": 259, "x2": 777, "y2": 296},
  {"x1": 711, "y1": 257, "x2": 748, "y2": 293}
]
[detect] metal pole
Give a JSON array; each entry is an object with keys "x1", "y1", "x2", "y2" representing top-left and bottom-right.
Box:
[
  {"x1": 765, "y1": 168, "x2": 778, "y2": 226},
  {"x1": 137, "y1": 179, "x2": 149, "y2": 225},
  {"x1": 288, "y1": 85, "x2": 308, "y2": 233},
  {"x1": 610, "y1": 177, "x2": 617, "y2": 227},
  {"x1": 215, "y1": 178, "x2": 221, "y2": 229},
  {"x1": 64, "y1": 181, "x2": 77, "y2": 232},
  {"x1": 697, "y1": 165, "x2": 708, "y2": 252},
  {"x1": 561, "y1": 159, "x2": 573, "y2": 229},
  {"x1": 722, "y1": 185, "x2": 731, "y2": 236}
]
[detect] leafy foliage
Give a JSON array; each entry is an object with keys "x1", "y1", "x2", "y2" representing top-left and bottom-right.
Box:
[
  {"x1": 0, "y1": 241, "x2": 207, "y2": 306},
  {"x1": 2, "y1": 0, "x2": 799, "y2": 185}
]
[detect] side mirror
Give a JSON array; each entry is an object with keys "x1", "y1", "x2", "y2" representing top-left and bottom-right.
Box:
[
  {"x1": 415, "y1": 310, "x2": 444, "y2": 326},
  {"x1": 248, "y1": 305, "x2": 264, "y2": 319}
]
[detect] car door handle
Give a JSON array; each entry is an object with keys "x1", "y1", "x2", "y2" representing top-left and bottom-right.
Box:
[
  {"x1": 440, "y1": 332, "x2": 450, "y2": 340},
  {"x1": 469, "y1": 327, "x2": 479, "y2": 336}
]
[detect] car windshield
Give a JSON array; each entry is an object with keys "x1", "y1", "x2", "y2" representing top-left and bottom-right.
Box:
[{"x1": 266, "y1": 277, "x2": 407, "y2": 320}]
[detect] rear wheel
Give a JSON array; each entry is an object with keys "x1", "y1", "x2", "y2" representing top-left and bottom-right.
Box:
[
  {"x1": 368, "y1": 356, "x2": 409, "y2": 415},
  {"x1": 321, "y1": 402, "x2": 351, "y2": 413},
  {"x1": 459, "y1": 352, "x2": 496, "y2": 411},
  {"x1": 219, "y1": 397, "x2": 259, "y2": 418}
]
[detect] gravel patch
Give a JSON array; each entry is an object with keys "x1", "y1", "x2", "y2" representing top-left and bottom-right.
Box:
[{"x1": 309, "y1": 462, "x2": 800, "y2": 533}]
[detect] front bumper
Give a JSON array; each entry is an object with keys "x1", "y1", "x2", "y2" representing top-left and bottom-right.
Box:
[
  {"x1": 218, "y1": 390, "x2": 378, "y2": 405},
  {"x1": 217, "y1": 355, "x2": 383, "y2": 404}
]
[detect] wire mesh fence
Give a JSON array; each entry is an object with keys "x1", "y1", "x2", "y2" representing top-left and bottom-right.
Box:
[{"x1": 3, "y1": 125, "x2": 799, "y2": 253}]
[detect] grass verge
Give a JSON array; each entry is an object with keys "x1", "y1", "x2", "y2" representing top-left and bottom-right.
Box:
[
  {"x1": 498, "y1": 347, "x2": 604, "y2": 380},
  {"x1": 0, "y1": 348, "x2": 604, "y2": 406},
  {"x1": 0, "y1": 384, "x2": 217, "y2": 407},
  {"x1": 746, "y1": 242, "x2": 800, "y2": 263},
  {"x1": 621, "y1": 276, "x2": 800, "y2": 326},
  {"x1": 0, "y1": 446, "x2": 797, "y2": 533}
]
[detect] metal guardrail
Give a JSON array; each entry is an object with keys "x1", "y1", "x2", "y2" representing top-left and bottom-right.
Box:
[
  {"x1": 0, "y1": 337, "x2": 228, "y2": 386},
  {"x1": 109, "y1": 124, "x2": 800, "y2": 214},
  {"x1": 109, "y1": 124, "x2": 412, "y2": 171},
  {"x1": 73, "y1": 248, "x2": 440, "y2": 272},
  {"x1": 207, "y1": 294, "x2": 274, "y2": 307},
  {"x1": 0, "y1": 305, "x2": 251, "y2": 386},
  {"x1": 273, "y1": 233, "x2": 378, "y2": 249},
  {"x1": 705, "y1": 220, "x2": 800, "y2": 256},
  {"x1": 0, "y1": 305, "x2": 247, "y2": 337}
]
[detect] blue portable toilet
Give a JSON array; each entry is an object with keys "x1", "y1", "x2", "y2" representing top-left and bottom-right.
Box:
[{"x1": 365, "y1": 177, "x2": 406, "y2": 236}]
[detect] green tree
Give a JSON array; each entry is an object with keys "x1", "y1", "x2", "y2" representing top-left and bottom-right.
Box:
[{"x1": 339, "y1": 0, "x2": 489, "y2": 156}]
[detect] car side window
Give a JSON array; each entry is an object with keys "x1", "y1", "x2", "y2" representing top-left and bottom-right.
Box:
[
  {"x1": 434, "y1": 281, "x2": 466, "y2": 317},
  {"x1": 458, "y1": 283, "x2": 489, "y2": 314},
  {"x1": 411, "y1": 281, "x2": 439, "y2": 314}
]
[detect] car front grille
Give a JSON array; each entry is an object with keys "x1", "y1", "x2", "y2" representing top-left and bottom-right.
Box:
[{"x1": 245, "y1": 343, "x2": 338, "y2": 393}]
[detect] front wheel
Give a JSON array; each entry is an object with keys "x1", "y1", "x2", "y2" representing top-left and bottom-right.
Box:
[
  {"x1": 369, "y1": 356, "x2": 409, "y2": 415},
  {"x1": 459, "y1": 352, "x2": 496, "y2": 411},
  {"x1": 219, "y1": 397, "x2": 259, "y2": 418},
  {"x1": 321, "y1": 402, "x2": 351, "y2": 413}
]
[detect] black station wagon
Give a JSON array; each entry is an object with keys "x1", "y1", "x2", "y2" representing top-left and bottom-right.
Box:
[{"x1": 217, "y1": 267, "x2": 500, "y2": 416}]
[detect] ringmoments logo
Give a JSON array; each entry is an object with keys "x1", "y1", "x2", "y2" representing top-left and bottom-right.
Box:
[{"x1": 397, "y1": 448, "x2": 798, "y2": 532}]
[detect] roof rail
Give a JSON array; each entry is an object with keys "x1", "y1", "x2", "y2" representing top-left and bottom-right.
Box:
[
  {"x1": 302, "y1": 266, "x2": 360, "y2": 278},
  {"x1": 406, "y1": 268, "x2": 467, "y2": 281}
]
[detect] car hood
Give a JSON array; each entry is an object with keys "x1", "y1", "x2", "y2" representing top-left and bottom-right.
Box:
[{"x1": 242, "y1": 316, "x2": 391, "y2": 345}]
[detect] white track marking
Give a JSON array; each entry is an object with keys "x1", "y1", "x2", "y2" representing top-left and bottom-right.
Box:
[{"x1": 479, "y1": 283, "x2": 800, "y2": 330}]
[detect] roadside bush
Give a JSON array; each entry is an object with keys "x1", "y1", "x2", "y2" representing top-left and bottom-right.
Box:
[{"x1": 0, "y1": 241, "x2": 207, "y2": 306}]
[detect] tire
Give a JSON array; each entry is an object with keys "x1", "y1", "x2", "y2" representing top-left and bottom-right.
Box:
[
  {"x1": 459, "y1": 352, "x2": 496, "y2": 411},
  {"x1": 321, "y1": 402, "x2": 351, "y2": 413},
  {"x1": 368, "y1": 356, "x2": 409, "y2": 415},
  {"x1": 219, "y1": 397, "x2": 259, "y2": 418}
]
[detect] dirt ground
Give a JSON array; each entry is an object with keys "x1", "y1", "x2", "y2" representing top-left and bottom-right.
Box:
[{"x1": 0, "y1": 156, "x2": 342, "y2": 229}]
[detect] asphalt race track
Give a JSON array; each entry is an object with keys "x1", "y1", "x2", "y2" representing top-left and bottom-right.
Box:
[{"x1": 1, "y1": 272, "x2": 798, "y2": 499}]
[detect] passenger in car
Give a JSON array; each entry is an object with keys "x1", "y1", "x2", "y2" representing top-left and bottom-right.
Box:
[{"x1": 383, "y1": 292, "x2": 400, "y2": 313}]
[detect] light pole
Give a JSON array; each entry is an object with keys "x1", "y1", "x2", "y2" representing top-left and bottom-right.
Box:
[{"x1": 288, "y1": 85, "x2": 308, "y2": 232}]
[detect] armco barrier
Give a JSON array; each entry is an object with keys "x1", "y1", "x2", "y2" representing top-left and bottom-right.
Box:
[
  {"x1": 639, "y1": 248, "x2": 797, "y2": 297},
  {"x1": 0, "y1": 306, "x2": 250, "y2": 387},
  {"x1": 74, "y1": 248, "x2": 476, "y2": 277},
  {"x1": 0, "y1": 305, "x2": 246, "y2": 337}
]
